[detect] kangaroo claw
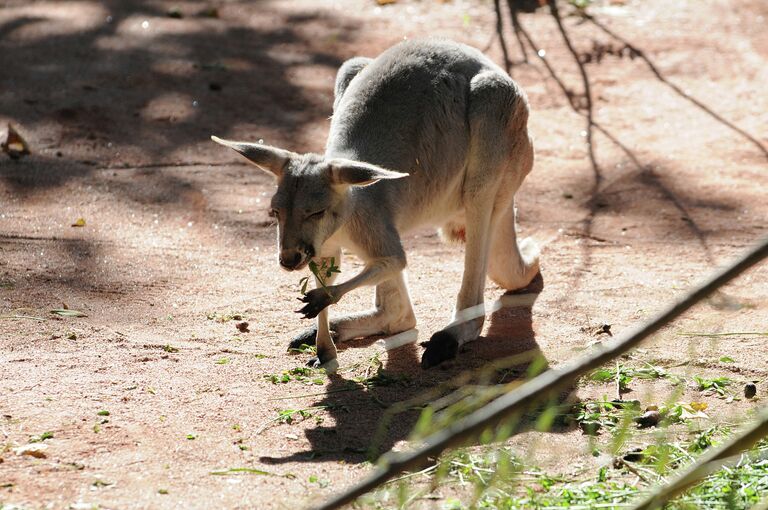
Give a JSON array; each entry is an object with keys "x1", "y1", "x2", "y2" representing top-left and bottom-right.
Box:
[
  {"x1": 307, "y1": 356, "x2": 339, "y2": 373},
  {"x1": 295, "y1": 288, "x2": 335, "y2": 319}
]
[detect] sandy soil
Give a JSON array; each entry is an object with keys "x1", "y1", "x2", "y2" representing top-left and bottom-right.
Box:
[{"x1": 1, "y1": 0, "x2": 767, "y2": 508}]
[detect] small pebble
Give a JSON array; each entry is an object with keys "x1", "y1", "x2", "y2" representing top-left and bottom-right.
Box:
[
  {"x1": 622, "y1": 447, "x2": 644, "y2": 462},
  {"x1": 634, "y1": 410, "x2": 661, "y2": 428},
  {"x1": 744, "y1": 383, "x2": 757, "y2": 399},
  {"x1": 236, "y1": 322, "x2": 250, "y2": 333}
]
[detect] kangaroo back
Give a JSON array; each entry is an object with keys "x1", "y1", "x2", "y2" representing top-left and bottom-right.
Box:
[{"x1": 326, "y1": 39, "x2": 527, "y2": 230}]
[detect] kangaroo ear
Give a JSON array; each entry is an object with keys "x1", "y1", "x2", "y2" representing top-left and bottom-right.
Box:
[
  {"x1": 327, "y1": 159, "x2": 408, "y2": 187},
  {"x1": 211, "y1": 136, "x2": 296, "y2": 178}
]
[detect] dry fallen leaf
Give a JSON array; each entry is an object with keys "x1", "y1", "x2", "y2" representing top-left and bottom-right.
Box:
[
  {"x1": 1, "y1": 123, "x2": 31, "y2": 159},
  {"x1": 50, "y1": 309, "x2": 88, "y2": 318},
  {"x1": 71, "y1": 218, "x2": 86, "y2": 227},
  {"x1": 15, "y1": 444, "x2": 48, "y2": 458}
]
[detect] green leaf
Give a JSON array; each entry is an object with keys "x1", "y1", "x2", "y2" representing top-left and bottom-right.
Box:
[
  {"x1": 589, "y1": 368, "x2": 613, "y2": 382},
  {"x1": 29, "y1": 431, "x2": 54, "y2": 443}
]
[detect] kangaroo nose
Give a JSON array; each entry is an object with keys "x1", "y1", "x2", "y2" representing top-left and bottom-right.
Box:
[{"x1": 279, "y1": 251, "x2": 303, "y2": 270}]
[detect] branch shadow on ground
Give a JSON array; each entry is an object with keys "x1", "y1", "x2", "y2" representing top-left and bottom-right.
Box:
[
  {"x1": 500, "y1": 2, "x2": 764, "y2": 293},
  {"x1": 260, "y1": 275, "x2": 576, "y2": 466},
  {"x1": 0, "y1": 0, "x2": 354, "y2": 298},
  {"x1": 0, "y1": 0, "x2": 349, "y2": 204}
]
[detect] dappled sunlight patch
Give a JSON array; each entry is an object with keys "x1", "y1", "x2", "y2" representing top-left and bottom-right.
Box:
[
  {"x1": 0, "y1": 1, "x2": 107, "y2": 41},
  {"x1": 140, "y1": 92, "x2": 198, "y2": 123},
  {"x1": 113, "y1": 14, "x2": 222, "y2": 38}
]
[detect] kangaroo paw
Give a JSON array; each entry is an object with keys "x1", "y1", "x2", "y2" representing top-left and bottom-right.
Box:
[
  {"x1": 420, "y1": 330, "x2": 459, "y2": 369},
  {"x1": 295, "y1": 288, "x2": 335, "y2": 319}
]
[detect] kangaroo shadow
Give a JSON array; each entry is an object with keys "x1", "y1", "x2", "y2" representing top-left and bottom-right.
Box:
[{"x1": 260, "y1": 273, "x2": 575, "y2": 465}]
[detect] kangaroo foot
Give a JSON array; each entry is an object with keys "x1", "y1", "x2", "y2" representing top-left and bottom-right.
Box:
[
  {"x1": 306, "y1": 355, "x2": 339, "y2": 373},
  {"x1": 420, "y1": 330, "x2": 459, "y2": 369}
]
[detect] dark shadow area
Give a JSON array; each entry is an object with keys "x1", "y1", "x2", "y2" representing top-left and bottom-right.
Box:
[
  {"x1": 0, "y1": 1, "x2": 357, "y2": 298},
  {"x1": 0, "y1": 234, "x2": 106, "y2": 295},
  {"x1": 1, "y1": 0, "x2": 350, "y2": 194},
  {"x1": 260, "y1": 274, "x2": 576, "y2": 466}
]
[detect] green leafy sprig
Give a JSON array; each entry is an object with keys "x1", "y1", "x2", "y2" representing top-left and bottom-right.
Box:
[{"x1": 298, "y1": 257, "x2": 341, "y2": 295}]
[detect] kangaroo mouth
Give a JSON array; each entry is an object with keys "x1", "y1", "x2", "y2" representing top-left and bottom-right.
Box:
[
  {"x1": 292, "y1": 256, "x2": 310, "y2": 271},
  {"x1": 279, "y1": 245, "x2": 315, "y2": 271}
]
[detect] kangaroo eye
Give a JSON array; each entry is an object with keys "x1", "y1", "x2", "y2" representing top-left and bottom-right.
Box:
[{"x1": 307, "y1": 209, "x2": 326, "y2": 220}]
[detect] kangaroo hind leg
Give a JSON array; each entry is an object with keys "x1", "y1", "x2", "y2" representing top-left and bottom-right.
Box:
[
  {"x1": 488, "y1": 202, "x2": 540, "y2": 291},
  {"x1": 288, "y1": 272, "x2": 416, "y2": 350},
  {"x1": 422, "y1": 70, "x2": 520, "y2": 368},
  {"x1": 333, "y1": 271, "x2": 416, "y2": 342}
]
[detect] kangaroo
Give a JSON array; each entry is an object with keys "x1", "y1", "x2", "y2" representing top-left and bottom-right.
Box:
[{"x1": 212, "y1": 38, "x2": 540, "y2": 370}]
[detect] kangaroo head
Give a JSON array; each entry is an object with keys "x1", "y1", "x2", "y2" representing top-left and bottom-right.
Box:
[{"x1": 211, "y1": 136, "x2": 407, "y2": 271}]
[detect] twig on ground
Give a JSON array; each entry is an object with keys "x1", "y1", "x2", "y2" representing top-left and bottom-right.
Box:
[
  {"x1": 0, "y1": 314, "x2": 48, "y2": 321},
  {"x1": 678, "y1": 331, "x2": 768, "y2": 338}
]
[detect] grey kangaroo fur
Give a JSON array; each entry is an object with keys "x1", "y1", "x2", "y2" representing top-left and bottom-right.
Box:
[{"x1": 212, "y1": 38, "x2": 540, "y2": 370}]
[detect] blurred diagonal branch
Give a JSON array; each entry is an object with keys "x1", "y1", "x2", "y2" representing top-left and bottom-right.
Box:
[
  {"x1": 629, "y1": 407, "x2": 768, "y2": 510},
  {"x1": 313, "y1": 237, "x2": 768, "y2": 510}
]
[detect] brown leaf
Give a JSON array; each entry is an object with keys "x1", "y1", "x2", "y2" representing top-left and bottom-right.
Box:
[
  {"x1": 15, "y1": 444, "x2": 48, "y2": 458},
  {"x1": 1, "y1": 123, "x2": 31, "y2": 159}
]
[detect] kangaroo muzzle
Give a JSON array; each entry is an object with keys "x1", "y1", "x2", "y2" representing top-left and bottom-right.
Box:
[{"x1": 279, "y1": 244, "x2": 314, "y2": 271}]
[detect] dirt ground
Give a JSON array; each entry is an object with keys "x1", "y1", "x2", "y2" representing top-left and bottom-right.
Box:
[{"x1": 1, "y1": 0, "x2": 767, "y2": 508}]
